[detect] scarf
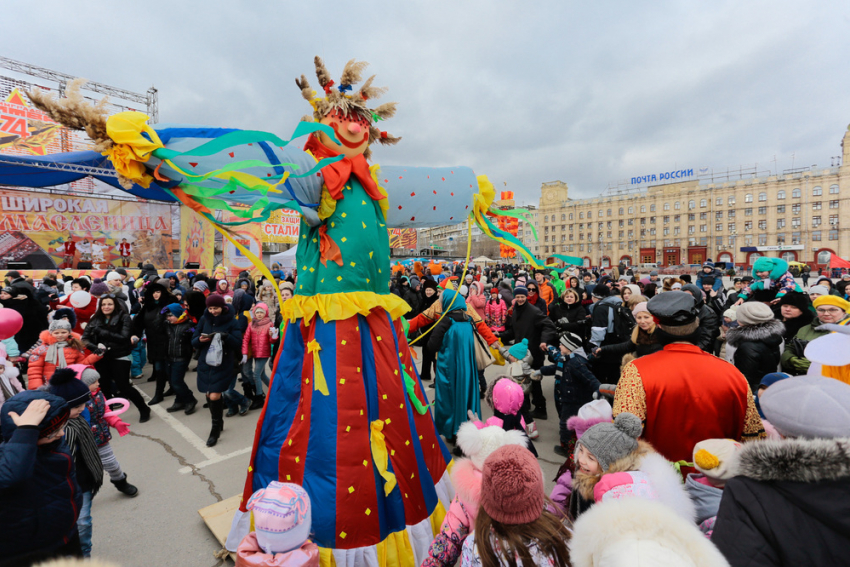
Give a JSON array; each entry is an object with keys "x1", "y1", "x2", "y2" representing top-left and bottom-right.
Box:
[
  {"x1": 0, "y1": 372, "x2": 17, "y2": 401},
  {"x1": 528, "y1": 292, "x2": 540, "y2": 305},
  {"x1": 303, "y1": 134, "x2": 383, "y2": 202},
  {"x1": 45, "y1": 340, "x2": 68, "y2": 368},
  {"x1": 64, "y1": 416, "x2": 104, "y2": 496},
  {"x1": 251, "y1": 315, "x2": 271, "y2": 330}
]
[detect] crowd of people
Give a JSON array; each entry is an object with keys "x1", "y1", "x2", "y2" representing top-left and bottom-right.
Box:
[{"x1": 2, "y1": 255, "x2": 850, "y2": 566}]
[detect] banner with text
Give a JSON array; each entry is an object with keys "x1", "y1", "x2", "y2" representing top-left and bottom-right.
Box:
[
  {"x1": 180, "y1": 206, "x2": 215, "y2": 270},
  {"x1": 221, "y1": 210, "x2": 263, "y2": 278},
  {"x1": 0, "y1": 190, "x2": 172, "y2": 270},
  {"x1": 261, "y1": 209, "x2": 300, "y2": 244}
]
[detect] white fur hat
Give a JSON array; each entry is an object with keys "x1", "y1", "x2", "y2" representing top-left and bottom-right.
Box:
[
  {"x1": 106, "y1": 271, "x2": 122, "y2": 282},
  {"x1": 456, "y1": 422, "x2": 527, "y2": 470}
]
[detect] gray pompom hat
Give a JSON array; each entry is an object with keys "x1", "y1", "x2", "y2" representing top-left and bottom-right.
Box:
[{"x1": 577, "y1": 412, "x2": 643, "y2": 471}]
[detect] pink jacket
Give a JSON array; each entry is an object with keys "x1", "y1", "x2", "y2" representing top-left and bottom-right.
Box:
[
  {"x1": 236, "y1": 533, "x2": 319, "y2": 567},
  {"x1": 467, "y1": 284, "x2": 487, "y2": 320},
  {"x1": 243, "y1": 317, "x2": 277, "y2": 359},
  {"x1": 423, "y1": 458, "x2": 481, "y2": 567},
  {"x1": 484, "y1": 298, "x2": 507, "y2": 333}
]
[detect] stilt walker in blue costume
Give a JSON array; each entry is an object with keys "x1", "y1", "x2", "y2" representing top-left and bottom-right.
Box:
[{"x1": 26, "y1": 58, "x2": 554, "y2": 566}]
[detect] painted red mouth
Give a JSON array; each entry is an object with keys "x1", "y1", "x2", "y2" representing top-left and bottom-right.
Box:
[{"x1": 330, "y1": 123, "x2": 369, "y2": 149}]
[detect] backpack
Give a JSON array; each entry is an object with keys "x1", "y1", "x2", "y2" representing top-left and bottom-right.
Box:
[{"x1": 607, "y1": 301, "x2": 635, "y2": 343}]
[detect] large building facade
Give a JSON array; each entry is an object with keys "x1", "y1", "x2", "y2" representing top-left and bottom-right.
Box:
[{"x1": 535, "y1": 126, "x2": 850, "y2": 270}]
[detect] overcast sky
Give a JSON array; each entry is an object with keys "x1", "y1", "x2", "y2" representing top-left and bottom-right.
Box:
[{"x1": 3, "y1": 1, "x2": 849, "y2": 206}]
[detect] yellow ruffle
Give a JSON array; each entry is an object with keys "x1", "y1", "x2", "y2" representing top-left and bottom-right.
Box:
[
  {"x1": 282, "y1": 291, "x2": 410, "y2": 324},
  {"x1": 370, "y1": 164, "x2": 389, "y2": 221}
]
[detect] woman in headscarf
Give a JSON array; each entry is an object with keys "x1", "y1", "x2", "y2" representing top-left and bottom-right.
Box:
[
  {"x1": 426, "y1": 289, "x2": 480, "y2": 444},
  {"x1": 131, "y1": 281, "x2": 179, "y2": 405}
]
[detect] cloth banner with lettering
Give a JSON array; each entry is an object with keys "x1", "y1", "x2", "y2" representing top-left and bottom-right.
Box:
[{"x1": 221, "y1": 209, "x2": 264, "y2": 278}]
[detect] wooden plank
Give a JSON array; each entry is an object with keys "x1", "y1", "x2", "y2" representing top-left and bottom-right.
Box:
[{"x1": 198, "y1": 494, "x2": 242, "y2": 561}]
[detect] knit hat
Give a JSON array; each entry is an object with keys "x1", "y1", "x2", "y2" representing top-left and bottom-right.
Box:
[
  {"x1": 254, "y1": 302, "x2": 270, "y2": 316},
  {"x1": 49, "y1": 318, "x2": 72, "y2": 332},
  {"x1": 703, "y1": 261, "x2": 715, "y2": 269},
  {"x1": 513, "y1": 286, "x2": 528, "y2": 297},
  {"x1": 459, "y1": 285, "x2": 469, "y2": 297},
  {"x1": 701, "y1": 276, "x2": 715, "y2": 286},
  {"x1": 48, "y1": 368, "x2": 91, "y2": 408},
  {"x1": 592, "y1": 285, "x2": 610, "y2": 299},
  {"x1": 507, "y1": 338, "x2": 529, "y2": 360},
  {"x1": 813, "y1": 294, "x2": 850, "y2": 313},
  {"x1": 165, "y1": 303, "x2": 185, "y2": 318},
  {"x1": 578, "y1": 413, "x2": 642, "y2": 472},
  {"x1": 76, "y1": 366, "x2": 101, "y2": 387},
  {"x1": 490, "y1": 288, "x2": 500, "y2": 296},
  {"x1": 807, "y1": 285, "x2": 828, "y2": 297},
  {"x1": 722, "y1": 308, "x2": 737, "y2": 322},
  {"x1": 491, "y1": 378, "x2": 524, "y2": 416},
  {"x1": 692, "y1": 439, "x2": 742, "y2": 485},
  {"x1": 280, "y1": 281, "x2": 295, "y2": 292},
  {"x1": 759, "y1": 372, "x2": 790, "y2": 389},
  {"x1": 816, "y1": 276, "x2": 832, "y2": 286},
  {"x1": 246, "y1": 482, "x2": 312, "y2": 554},
  {"x1": 192, "y1": 281, "x2": 209, "y2": 292},
  {"x1": 632, "y1": 302, "x2": 649, "y2": 316},
  {"x1": 206, "y1": 294, "x2": 227, "y2": 308},
  {"x1": 106, "y1": 272, "x2": 122, "y2": 282},
  {"x1": 761, "y1": 375, "x2": 850, "y2": 439},
  {"x1": 735, "y1": 301, "x2": 775, "y2": 326},
  {"x1": 52, "y1": 308, "x2": 77, "y2": 329},
  {"x1": 560, "y1": 332, "x2": 583, "y2": 352},
  {"x1": 480, "y1": 445, "x2": 544, "y2": 525},
  {"x1": 776, "y1": 291, "x2": 811, "y2": 312},
  {"x1": 89, "y1": 278, "x2": 109, "y2": 297},
  {"x1": 0, "y1": 391, "x2": 69, "y2": 441},
  {"x1": 649, "y1": 270, "x2": 658, "y2": 277},
  {"x1": 456, "y1": 422, "x2": 527, "y2": 470}
]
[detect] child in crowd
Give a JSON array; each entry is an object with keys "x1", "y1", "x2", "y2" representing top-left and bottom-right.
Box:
[
  {"x1": 461, "y1": 445, "x2": 571, "y2": 567},
  {"x1": 503, "y1": 338, "x2": 537, "y2": 439},
  {"x1": 736, "y1": 257, "x2": 802, "y2": 304},
  {"x1": 483, "y1": 377, "x2": 538, "y2": 456},
  {"x1": 423, "y1": 422, "x2": 527, "y2": 567},
  {"x1": 537, "y1": 332, "x2": 607, "y2": 458},
  {"x1": 570, "y1": 413, "x2": 695, "y2": 522},
  {"x1": 27, "y1": 318, "x2": 102, "y2": 389},
  {"x1": 71, "y1": 364, "x2": 138, "y2": 498},
  {"x1": 236, "y1": 482, "x2": 318, "y2": 567},
  {"x1": 130, "y1": 320, "x2": 148, "y2": 381},
  {"x1": 0, "y1": 344, "x2": 24, "y2": 404},
  {"x1": 0, "y1": 391, "x2": 82, "y2": 562},
  {"x1": 47, "y1": 368, "x2": 103, "y2": 558},
  {"x1": 484, "y1": 288, "x2": 507, "y2": 335},
  {"x1": 684, "y1": 438, "x2": 743, "y2": 536},
  {"x1": 163, "y1": 304, "x2": 199, "y2": 415},
  {"x1": 756, "y1": 371, "x2": 791, "y2": 438},
  {"x1": 241, "y1": 302, "x2": 278, "y2": 410}
]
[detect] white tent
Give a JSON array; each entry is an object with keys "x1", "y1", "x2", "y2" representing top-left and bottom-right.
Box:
[
  {"x1": 472, "y1": 256, "x2": 495, "y2": 264},
  {"x1": 270, "y1": 245, "x2": 298, "y2": 269}
]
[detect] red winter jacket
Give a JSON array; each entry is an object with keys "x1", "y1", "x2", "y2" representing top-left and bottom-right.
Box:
[
  {"x1": 242, "y1": 317, "x2": 278, "y2": 359},
  {"x1": 27, "y1": 330, "x2": 102, "y2": 390}
]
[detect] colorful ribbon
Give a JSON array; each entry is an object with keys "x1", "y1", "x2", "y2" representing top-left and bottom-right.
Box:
[
  {"x1": 102, "y1": 111, "x2": 165, "y2": 188},
  {"x1": 402, "y1": 367, "x2": 431, "y2": 415},
  {"x1": 306, "y1": 339, "x2": 329, "y2": 396},
  {"x1": 318, "y1": 225, "x2": 343, "y2": 267},
  {"x1": 369, "y1": 419, "x2": 397, "y2": 496}
]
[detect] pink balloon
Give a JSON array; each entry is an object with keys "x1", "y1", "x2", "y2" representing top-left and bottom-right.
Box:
[{"x1": 0, "y1": 309, "x2": 23, "y2": 340}]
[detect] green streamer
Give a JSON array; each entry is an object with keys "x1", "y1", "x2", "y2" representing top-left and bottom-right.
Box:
[{"x1": 403, "y1": 367, "x2": 431, "y2": 415}]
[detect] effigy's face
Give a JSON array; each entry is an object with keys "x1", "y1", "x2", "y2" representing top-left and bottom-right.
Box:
[{"x1": 318, "y1": 109, "x2": 371, "y2": 157}]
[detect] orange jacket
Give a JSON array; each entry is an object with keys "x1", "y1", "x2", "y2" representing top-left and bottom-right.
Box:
[{"x1": 27, "y1": 330, "x2": 102, "y2": 390}]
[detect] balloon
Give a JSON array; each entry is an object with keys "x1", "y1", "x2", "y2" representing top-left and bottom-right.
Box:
[
  {"x1": 70, "y1": 290, "x2": 92, "y2": 308},
  {"x1": 103, "y1": 397, "x2": 130, "y2": 417},
  {"x1": 0, "y1": 309, "x2": 23, "y2": 340}
]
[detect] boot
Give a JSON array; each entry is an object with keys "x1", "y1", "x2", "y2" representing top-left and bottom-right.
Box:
[
  {"x1": 111, "y1": 474, "x2": 139, "y2": 497},
  {"x1": 165, "y1": 400, "x2": 187, "y2": 413},
  {"x1": 242, "y1": 380, "x2": 256, "y2": 401},
  {"x1": 249, "y1": 393, "x2": 265, "y2": 411},
  {"x1": 184, "y1": 398, "x2": 198, "y2": 415},
  {"x1": 225, "y1": 395, "x2": 239, "y2": 418},
  {"x1": 206, "y1": 398, "x2": 224, "y2": 447},
  {"x1": 239, "y1": 395, "x2": 251, "y2": 416},
  {"x1": 148, "y1": 371, "x2": 168, "y2": 406}
]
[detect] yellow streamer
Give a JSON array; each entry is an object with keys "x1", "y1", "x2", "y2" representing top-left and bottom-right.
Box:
[
  {"x1": 306, "y1": 339, "x2": 330, "y2": 396},
  {"x1": 370, "y1": 419, "x2": 397, "y2": 496},
  {"x1": 102, "y1": 111, "x2": 164, "y2": 188}
]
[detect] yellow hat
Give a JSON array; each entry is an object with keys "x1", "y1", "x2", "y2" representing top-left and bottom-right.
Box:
[{"x1": 813, "y1": 295, "x2": 850, "y2": 313}]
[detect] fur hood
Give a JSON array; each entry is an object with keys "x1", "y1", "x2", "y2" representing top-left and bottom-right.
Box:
[
  {"x1": 570, "y1": 499, "x2": 730, "y2": 567},
  {"x1": 449, "y1": 458, "x2": 482, "y2": 518},
  {"x1": 630, "y1": 325, "x2": 658, "y2": 345},
  {"x1": 726, "y1": 319, "x2": 785, "y2": 347},
  {"x1": 573, "y1": 440, "x2": 696, "y2": 522},
  {"x1": 735, "y1": 437, "x2": 850, "y2": 483}
]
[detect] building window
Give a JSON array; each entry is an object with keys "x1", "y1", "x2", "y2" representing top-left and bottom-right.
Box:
[
  {"x1": 686, "y1": 213, "x2": 694, "y2": 222},
  {"x1": 777, "y1": 190, "x2": 786, "y2": 199},
  {"x1": 792, "y1": 218, "x2": 801, "y2": 228},
  {"x1": 640, "y1": 205, "x2": 646, "y2": 213},
  {"x1": 650, "y1": 204, "x2": 656, "y2": 212},
  {"x1": 830, "y1": 214, "x2": 839, "y2": 225},
  {"x1": 716, "y1": 223, "x2": 723, "y2": 232},
  {"x1": 792, "y1": 188, "x2": 801, "y2": 198},
  {"x1": 716, "y1": 197, "x2": 723, "y2": 206},
  {"x1": 619, "y1": 207, "x2": 624, "y2": 215},
  {"x1": 716, "y1": 236, "x2": 724, "y2": 248},
  {"x1": 700, "y1": 225, "x2": 707, "y2": 232},
  {"x1": 830, "y1": 184, "x2": 839, "y2": 194},
  {"x1": 607, "y1": 209, "x2": 612, "y2": 216},
  {"x1": 561, "y1": 214, "x2": 566, "y2": 221},
  {"x1": 758, "y1": 206, "x2": 766, "y2": 215},
  {"x1": 818, "y1": 250, "x2": 832, "y2": 264},
  {"x1": 628, "y1": 219, "x2": 634, "y2": 226},
  {"x1": 688, "y1": 226, "x2": 695, "y2": 234},
  {"x1": 813, "y1": 216, "x2": 822, "y2": 227},
  {"x1": 792, "y1": 204, "x2": 801, "y2": 214},
  {"x1": 674, "y1": 227, "x2": 680, "y2": 235},
  {"x1": 744, "y1": 235, "x2": 753, "y2": 246},
  {"x1": 628, "y1": 230, "x2": 634, "y2": 238},
  {"x1": 663, "y1": 216, "x2": 669, "y2": 224},
  {"x1": 777, "y1": 205, "x2": 785, "y2": 214},
  {"x1": 569, "y1": 213, "x2": 574, "y2": 220},
  {"x1": 758, "y1": 220, "x2": 767, "y2": 229},
  {"x1": 688, "y1": 200, "x2": 695, "y2": 210},
  {"x1": 664, "y1": 203, "x2": 670, "y2": 211},
  {"x1": 758, "y1": 192, "x2": 766, "y2": 201},
  {"x1": 699, "y1": 212, "x2": 707, "y2": 220},
  {"x1": 545, "y1": 215, "x2": 549, "y2": 222},
  {"x1": 699, "y1": 199, "x2": 706, "y2": 208},
  {"x1": 628, "y1": 207, "x2": 634, "y2": 214},
  {"x1": 619, "y1": 220, "x2": 624, "y2": 228},
  {"x1": 812, "y1": 231, "x2": 822, "y2": 241},
  {"x1": 830, "y1": 200, "x2": 839, "y2": 209},
  {"x1": 745, "y1": 194, "x2": 753, "y2": 203},
  {"x1": 829, "y1": 229, "x2": 838, "y2": 240},
  {"x1": 663, "y1": 228, "x2": 669, "y2": 235},
  {"x1": 730, "y1": 210, "x2": 737, "y2": 219},
  {"x1": 675, "y1": 201, "x2": 681, "y2": 210},
  {"x1": 715, "y1": 211, "x2": 723, "y2": 220},
  {"x1": 579, "y1": 212, "x2": 583, "y2": 219},
  {"x1": 758, "y1": 234, "x2": 767, "y2": 245},
  {"x1": 599, "y1": 210, "x2": 603, "y2": 217},
  {"x1": 728, "y1": 223, "x2": 736, "y2": 232},
  {"x1": 650, "y1": 228, "x2": 656, "y2": 235},
  {"x1": 619, "y1": 231, "x2": 624, "y2": 238},
  {"x1": 745, "y1": 208, "x2": 753, "y2": 216},
  {"x1": 640, "y1": 218, "x2": 646, "y2": 225},
  {"x1": 813, "y1": 186, "x2": 823, "y2": 196},
  {"x1": 744, "y1": 221, "x2": 752, "y2": 231},
  {"x1": 777, "y1": 219, "x2": 786, "y2": 229},
  {"x1": 792, "y1": 232, "x2": 801, "y2": 244},
  {"x1": 728, "y1": 196, "x2": 736, "y2": 205}
]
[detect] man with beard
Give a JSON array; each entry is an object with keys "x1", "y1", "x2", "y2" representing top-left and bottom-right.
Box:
[{"x1": 498, "y1": 286, "x2": 558, "y2": 421}]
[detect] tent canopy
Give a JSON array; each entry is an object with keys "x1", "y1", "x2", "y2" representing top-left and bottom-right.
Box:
[
  {"x1": 270, "y1": 245, "x2": 297, "y2": 269},
  {"x1": 472, "y1": 256, "x2": 495, "y2": 263}
]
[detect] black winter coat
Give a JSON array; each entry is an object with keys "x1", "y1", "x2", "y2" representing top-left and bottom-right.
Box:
[
  {"x1": 556, "y1": 303, "x2": 588, "y2": 337},
  {"x1": 712, "y1": 437, "x2": 850, "y2": 567},
  {"x1": 81, "y1": 311, "x2": 134, "y2": 359},
  {"x1": 696, "y1": 304, "x2": 719, "y2": 352},
  {"x1": 598, "y1": 326, "x2": 663, "y2": 359},
  {"x1": 726, "y1": 319, "x2": 784, "y2": 394},
  {"x1": 192, "y1": 307, "x2": 242, "y2": 393},
  {"x1": 165, "y1": 319, "x2": 195, "y2": 362},
  {"x1": 500, "y1": 302, "x2": 558, "y2": 370},
  {"x1": 541, "y1": 348, "x2": 600, "y2": 418},
  {"x1": 132, "y1": 283, "x2": 179, "y2": 361},
  {"x1": 0, "y1": 392, "x2": 82, "y2": 558}
]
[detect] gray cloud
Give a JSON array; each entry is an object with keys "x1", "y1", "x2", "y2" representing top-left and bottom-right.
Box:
[{"x1": 3, "y1": 0, "x2": 848, "y2": 206}]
